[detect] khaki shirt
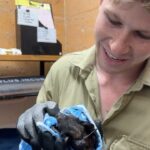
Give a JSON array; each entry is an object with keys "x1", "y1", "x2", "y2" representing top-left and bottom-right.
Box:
[{"x1": 37, "y1": 46, "x2": 150, "y2": 149}]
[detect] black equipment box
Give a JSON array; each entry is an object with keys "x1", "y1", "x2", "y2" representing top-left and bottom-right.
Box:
[{"x1": 16, "y1": 25, "x2": 62, "y2": 55}]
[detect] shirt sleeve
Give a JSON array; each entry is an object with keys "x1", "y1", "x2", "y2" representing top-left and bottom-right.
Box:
[{"x1": 36, "y1": 61, "x2": 60, "y2": 104}]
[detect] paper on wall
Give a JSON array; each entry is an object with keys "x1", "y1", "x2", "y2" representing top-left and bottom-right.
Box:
[
  {"x1": 38, "y1": 8, "x2": 55, "y2": 29},
  {"x1": 37, "y1": 8, "x2": 56, "y2": 43},
  {"x1": 16, "y1": 2, "x2": 57, "y2": 43},
  {"x1": 17, "y1": 6, "x2": 38, "y2": 27},
  {"x1": 37, "y1": 27, "x2": 56, "y2": 43}
]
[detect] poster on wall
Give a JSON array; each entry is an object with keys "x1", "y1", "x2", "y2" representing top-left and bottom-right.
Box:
[{"x1": 15, "y1": 0, "x2": 62, "y2": 55}]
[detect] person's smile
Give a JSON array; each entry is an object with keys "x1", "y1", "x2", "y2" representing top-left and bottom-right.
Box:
[{"x1": 102, "y1": 45, "x2": 129, "y2": 66}]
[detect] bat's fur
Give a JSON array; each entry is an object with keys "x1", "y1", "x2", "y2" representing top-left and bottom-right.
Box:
[{"x1": 56, "y1": 113, "x2": 97, "y2": 150}]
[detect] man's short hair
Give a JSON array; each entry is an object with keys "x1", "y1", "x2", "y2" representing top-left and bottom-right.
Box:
[{"x1": 112, "y1": 0, "x2": 150, "y2": 11}]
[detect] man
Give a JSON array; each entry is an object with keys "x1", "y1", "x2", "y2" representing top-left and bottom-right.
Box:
[{"x1": 17, "y1": 0, "x2": 150, "y2": 149}]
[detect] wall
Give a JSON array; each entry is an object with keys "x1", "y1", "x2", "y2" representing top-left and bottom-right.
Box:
[
  {"x1": 64, "y1": 0, "x2": 99, "y2": 53},
  {"x1": 0, "y1": 0, "x2": 98, "y2": 76}
]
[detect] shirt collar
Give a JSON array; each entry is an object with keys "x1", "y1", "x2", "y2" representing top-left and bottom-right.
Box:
[
  {"x1": 70, "y1": 45, "x2": 96, "y2": 79},
  {"x1": 70, "y1": 45, "x2": 150, "y2": 88},
  {"x1": 138, "y1": 59, "x2": 150, "y2": 86},
  {"x1": 126, "y1": 59, "x2": 150, "y2": 93}
]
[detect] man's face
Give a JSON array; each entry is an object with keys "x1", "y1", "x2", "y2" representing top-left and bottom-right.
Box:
[{"x1": 95, "y1": 0, "x2": 150, "y2": 74}]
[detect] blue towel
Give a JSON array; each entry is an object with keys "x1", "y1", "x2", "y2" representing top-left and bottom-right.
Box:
[{"x1": 19, "y1": 105, "x2": 104, "y2": 150}]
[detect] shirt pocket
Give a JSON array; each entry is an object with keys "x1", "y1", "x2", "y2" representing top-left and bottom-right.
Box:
[{"x1": 110, "y1": 135, "x2": 150, "y2": 150}]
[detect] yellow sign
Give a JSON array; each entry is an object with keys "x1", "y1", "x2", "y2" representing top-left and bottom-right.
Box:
[
  {"x1": 15, "y1": 0, "x2": 29, "y2": 6},
  {"x1": 15, "y1": 0, "x2": 50, "y2": 10}
]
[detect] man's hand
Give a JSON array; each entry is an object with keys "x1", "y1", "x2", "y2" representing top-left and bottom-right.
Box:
[{"x1": 17, "y1": 101, "x2": 60, "y2": 149}]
